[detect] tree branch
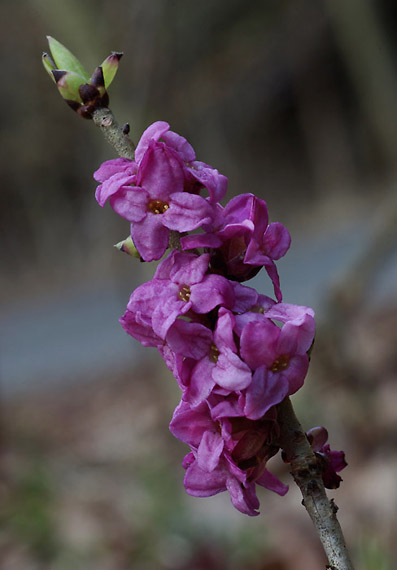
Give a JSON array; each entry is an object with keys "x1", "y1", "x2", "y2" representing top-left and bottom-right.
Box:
[{"x1": 277, "y1": 397, "x2": 354, "y2": 570}]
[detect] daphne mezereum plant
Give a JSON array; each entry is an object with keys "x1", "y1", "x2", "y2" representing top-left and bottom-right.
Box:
[{"x1": 43, "y1": 37, "x2": 355, "y2": 569}]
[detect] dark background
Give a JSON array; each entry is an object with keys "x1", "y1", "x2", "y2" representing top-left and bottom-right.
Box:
[{"x1": 1, "y1": 1, "x2": 396, "y2": 568}]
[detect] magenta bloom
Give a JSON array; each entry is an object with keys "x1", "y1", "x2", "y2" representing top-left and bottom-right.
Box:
[
  {"x1": 170, "y1": 399, "x2": 288, "y2": 516},
  {"x1": 135, "y1": 121, "x2": 228, "y2": 204},
  {"x1": 167, "y1": 308, "x2": 252, "y2": 405},
  {"x1": 238, "y1": 303, "x2": 315, "y2": 419},
  {"x1": 94, "y1": 157, "x2": 138, "y2": 208},
  {"x1": 95, "y1": 143, "x2": 214, "y2": 261},
  {"x1": 306, "y1": 426, "x2": 347, "y2": 489},
  {"x1": 126, "y1": 251, "x2": 235, "y2": 339},
  {"x1": 181, "y1": 193, "x2": 291, "y2": 300}
]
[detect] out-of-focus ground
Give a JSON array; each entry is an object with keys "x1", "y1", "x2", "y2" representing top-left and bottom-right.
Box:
[{"x1": 1, "y1": 1, "x2": 396, "y2": 568}]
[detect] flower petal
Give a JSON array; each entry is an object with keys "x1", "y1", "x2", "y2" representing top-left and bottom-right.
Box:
[
  {"x1": 109, "y1": 186, "x2": 148, "y2": 222},
  {"x1": 134, "y1": 121, "x2": 170, "y2": 164},
  {"x1": 166, "y1": 320, "x2": 212, "y2": 359},
  {"x1": 138, "y1": 143, "x2": 184, "y2": 199},
  {"x1": 256, "y1": 469, "x2": 289, "y2": 496},
  {"x1": 162, "y1": 192, "x2": 214, "y2": 231},
  {"x1": 212, "y1": 348, "x2": 252, "y2": 391},
  {"x1": 244, "y1": 366, "x2": 289, "y2": 420},
  {"x1": 131, "y1": 215, "x2": 170, "y2": 262},
  {"x1": 93, "y1": 158, "x2": 136, "y2": 183},
  {"x1": 197, "y1": 430, "x2": 224, "y2": 472}
]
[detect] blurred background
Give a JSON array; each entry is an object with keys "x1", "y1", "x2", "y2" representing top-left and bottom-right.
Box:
[{"x1": 1, "y1": 0, "x2": 397, "y2": 568}]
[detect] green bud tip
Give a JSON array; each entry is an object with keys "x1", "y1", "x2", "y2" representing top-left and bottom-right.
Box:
[
  {"x1": 114, "y1": 236, "x2": 140, "y2": 258},
  {"x1": 46, "y1": 36, "x2": 90, "y2": 81}
]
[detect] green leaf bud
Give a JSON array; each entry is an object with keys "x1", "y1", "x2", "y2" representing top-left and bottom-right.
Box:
[
  {"x1": 52, "y1": 70, "x2": 85, "y2": 103},
  {"x1": 47, "y1": 36, "x2": 90, "y2": 81},
  {"x1": 100, "y1": 52, "x2": 123, "y2": 88},
  {"x1": 42, "y1": 52, "x2": 57, "y2": 82}
]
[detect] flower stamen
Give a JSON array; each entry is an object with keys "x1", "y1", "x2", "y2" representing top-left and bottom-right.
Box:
[
  {"x1": 209, "y1": 343, "x2": 220, "y2": 363},
  {"x1": 271, "y1": 354, "x2": 290, "y2": 372},
  {"x1": 178, "y1": 285, "x2": 191, "y2": 302},
  {"x1": 148, "y1": 199, "x2": 169, "y2": 214}
]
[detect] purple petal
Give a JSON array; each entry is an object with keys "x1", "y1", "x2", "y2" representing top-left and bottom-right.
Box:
[
  {"x1": 209, "y1": 394, "x2": 245, "y2": 419},
  {"x1": 184, "y1": 460, "x2": 227, "y2": 497},
  {"x1": 162, "y1": 192, "x2": 214, "y2": 231},
  {"x1": 119, "y1": 309, "x2": 163, "y2": 347},
  {"x1": 262, "y1": 222, "x2": 291, "y2": 259},
  {"x1": 166, "y1": 320, "x2": 212, "y2": 359},
  {"x1": 244, "y1": 366, "x2": 289, "y2": 420},
  {"x1": 169, "y1": 400, "x2": 214, "y2": 447},
  {"x1": 226, "y1": 478, "x2": 260, "y2": 516},
  {"x1": 264, "y1": 261, "x2": 283, "y2": 302},
  {"x1": 127, "y1": 279, "x2": 173, "y2": 315},
  {"x1": 229, "y1": 282, "x2": 258, "y2": 313},
  {"x1": 270, "y1": 304, "x2": 316, "y2": 354},
  {"x1": 95, "y1": 171, "x2": 136, "y2": 207},
  {"x1": 180, "y1": 232, "x2": 222, "y2": 250},
  {"x1": 138, "y1": 143, "x2": 184, "y2": 199},
  {"x1": 189, "y1": 161, "x2": 228, "y2": 203},
  {"x1": 162, "y1": 130, "x2": 196, "y2": 162},
  {"x1": 212, "y1": 348, "x2": 252, "y2": 391},
  {"x1": 190, "y1": 275, "x2": 234, "y2": 313},
  {"x1": 281, "y1": 354, "x2": 309, "y2": 394},
  {"x1": 93, "y1": 158, "x2": 136, "y2": 183},
  {"x1": 240, "y1": 319, "x2": 279, "y2": 370},
  {"x1": 131, "y1": 215, "x2": 170, "y2": 262},
  {"x1": 197, "y1": 430, "x2": 224, "y2": 472},
  {"x1": 135, "y1": 121, "x2": 170, "y2": 164},
  {"x1": 152, "y1": 294, "x2": 189, "y2": 339},
  {"x1": 256, "y1": 469, "x2": 289, "y2": 496},
  {"x1": 109, "y1": 186, "x2": 148, "y2": 222},
  {"x1": 187, "y1": 358, "x2": 216, "y2": 406},
  {"x1": 214, "y1": 308, "x2": 236, "y2": 351},
  {"x1": 224, "y1": 194, "x2": 268, "y2": 234},
  {"x1": 326, "y1": 447, "x2": 348, "y2": 473},
  {"x1": 168, "y1": 252, "x2": 210, "y2": 286}
]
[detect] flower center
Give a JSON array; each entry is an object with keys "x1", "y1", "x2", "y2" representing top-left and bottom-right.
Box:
[
  {"x1": 148, "y1": 199, "x2": 169, "y2": 214},
  {"x1": 270, "y1": 354, "x2": 290, "y2": 372},
  {"x1": 178, "y1": 285, "x2": 191, "y2": 302},
  {"x1": 209, "y1": 343, "x2": 220, "y2": 363}
]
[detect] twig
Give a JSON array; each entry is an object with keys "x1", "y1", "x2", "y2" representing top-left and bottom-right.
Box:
[
  {"x1": 92, "y1": 107, "x2": 136, "y2": 159},
  {"x1": 277, "y1": 397, "x2": 354, "y2": 570}
]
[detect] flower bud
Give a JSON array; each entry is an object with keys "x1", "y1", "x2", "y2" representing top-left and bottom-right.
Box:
[
  {"x1": 114, "y1": 236, "x2": 141, "y2": 258},
  {"x1": 46, "y1": 36, "x2": 90, "y2": 81}
]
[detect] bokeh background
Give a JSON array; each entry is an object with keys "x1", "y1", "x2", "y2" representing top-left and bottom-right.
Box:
[{"x1": 1, "y1": 0, "x2": 397, "y2": 568}]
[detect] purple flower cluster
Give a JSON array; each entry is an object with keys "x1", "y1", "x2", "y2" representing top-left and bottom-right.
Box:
[{"x1": 94, "y1": 122, "x2": 346, "y2": 515}]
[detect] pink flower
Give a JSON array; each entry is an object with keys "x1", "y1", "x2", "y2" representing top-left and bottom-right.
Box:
[
  {"x1": 125, "y1": 251, "x2": 235, "y2": 339},
  {"x1": 238, "y1": 303, "x2": 315, "y2": 419},
  {"x1": 135, "y1": 121, "x2": 228, "y2": 204},
  {"x1": 181, "y1": 193, "x2": 291, "y2": 300},
  {"x1": 306, "y1": 427, "x2": 347, "y2": 489},
  {"x1": 170, "y1": 399, "x2": 288, "y2": 516},
  {"x1": 167, "y1": 308, "x2": 252, "y2": 406}
]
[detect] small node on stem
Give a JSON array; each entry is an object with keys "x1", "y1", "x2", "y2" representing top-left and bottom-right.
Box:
[{"x1": 101, "y1": 116, "x2": 113, "y2": 127}]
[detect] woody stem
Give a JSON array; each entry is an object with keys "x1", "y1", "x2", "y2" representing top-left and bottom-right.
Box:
[{"x1": 277, "y1": 397, "x2": 354, "y2": 570}]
